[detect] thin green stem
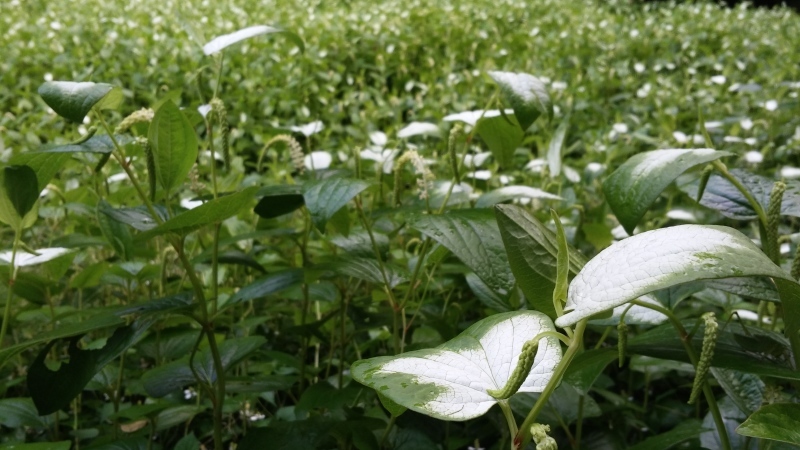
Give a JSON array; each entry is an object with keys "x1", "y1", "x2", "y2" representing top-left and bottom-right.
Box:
[
  {"x1": 0, "y1": 227, "x2": 22, "y2": 348},
  {"x1": 516, "y1": 320, "x2": 587, "y2": 448},
  {"x1": 498, "y1": 400, "x2": 518, "y2": 450},
  {"x1": 711, "y1": 160, "x2": 768, "y2": 229},
  {"x1": 631, "y1": 300, "x2": 731, "y2": 450}
]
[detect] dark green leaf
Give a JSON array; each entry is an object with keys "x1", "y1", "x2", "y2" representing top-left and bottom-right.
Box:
[
  {"x1": 603, "y1": 149, "x2": 730, "y2": 235},
  {"x1": 38, "y1": 134, "x2": 130, "y2": 154},
  {"x1": 563, "y1": 348, "x2": 618, "y2": 395},
  {"x1": 135, "y1": 187, "x2": 258, "y2": 240},
  {"x1": 254, "y1": 184, "x2": 304, "y2": 219},
  {"x1": 0, "y1": 398, "x2": 55, "y2": 429},
  {"x1": 412, "y1": 209, "x2": 515, "y2": 299},
  {"x1": 3, "y1": 165, "x2": 39, "y2": 218},
  {"x1": 711, "y1": 368, "x2": 764, "y2": 415},
  {"x1": 147, "y1": 101, "x2": 199, "y2": 196},
  {"x1": 705, "y1": 277, "x2": 779, "y2": 302},
  {"x1": 0, "y1": 442, "x2": 71, "y2": 450},
  {"x1": 226, "y1": 375, "x2": 295, "y2": 393},
  {"x1": 465, "y1": 272, "x2": 511, "y2": 311},
  {"x1": 737, "y1": 403, "x2": 800, "y2": 445},
  {"x1": 321, "y1": 257, "x2": 407, "y2": 288},
  {"x1": 0, "y1": 314, "x2": 126, "y2": 366},
  {"x1": 38, "y1": 81, "x2": 122, "y2": 123},
  {"x1": 9, "y1": 152, "x2": 71, "y2": 192},
  {"x1": 495, "y1": 205, "x2": 586, "y2": 318},
  {"x1": 28, "y1": 318, "x2": 153, "y2": 414},
  {"x1": 174, "y1": 433, "x2": 201, "y2": 450},
  {"x1": 681, "y1": 169, "x2": 800, "y2": 220},
  {"x1": 628, "y1": 320, "x2": 800, "y2": 380},
  {"x1": 228, "y1": 269, "x2": 304, "y2": 305},
  {"x1": 141, "y1": 336, "x2": 266, "y2": 397},
  {"x1": 303, "y1": 177, "x2": 370, "y2": 231},
  {"x1": 238, "y1": 418, "x2": 334, "y2": 450},
  {"x1": 628, "y1": 420, "x2": 708, "y2": 450},
  {"x1": 100, "y1": 204, "x2": 167, "y2": 231},
  {"x1": 97, "y1": 200, "x2": 134, "y2": 260},
  {"x1": 295, "y1": 381, "x2": 364, "y2": 413}
]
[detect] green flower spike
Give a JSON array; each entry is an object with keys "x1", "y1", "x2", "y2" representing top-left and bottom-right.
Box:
[
  {"x1": 688, "y1": 312, "x2": 718, "y2": 404},
  {"x1": 530, "y1": 423, "x2": 558, "y2": 450}
]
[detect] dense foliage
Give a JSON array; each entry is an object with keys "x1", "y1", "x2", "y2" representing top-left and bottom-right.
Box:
[{"x1": 1, "y1": 0, "x2": 799, "y2": 449}]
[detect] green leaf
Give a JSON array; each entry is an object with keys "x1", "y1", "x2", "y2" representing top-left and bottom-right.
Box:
[
  {"x1": 174, "y1": 433, "x2": 201, "y2": 450},
  {"x1": 0, "y1": 442, "x2": 71, "y2": 450},
  {"x1": 627, "y1": 320, "x2": 800, "y2": 380},
  {"x1": 487, "y1": 71, "x2": 551, "y2": 130},
  {"x1": 9, "y1": 152, "x2": 71, "y2": 192},
  {"x1": 0, "y1": 398, "x2": 55, "y2": 429},
  {"x1": 203, "y1": 25, "x2": 305, "y2": 55},
  {"x1": 465, "y1": 272, "x2": 511, "y2": 311},
  {"x1": 555, "y1": 225, "x2": 792, "y2": 327},
  {"x1": 547, "y1": 114, "x2": 569, "y2": 178},
  {"x1": 603, "y1": 149, "x2": 731, "y2": 235},
  {"x1": 412, "y1": 209, "x2": 515, "y2": 299},
  {"x1": 351, "y1": 311, "x2": 562, "y2": 421},
  {"x1": 100, "y1": 204, "x2": 167, "y2": 231},
  {"x1": 254, "y1": 184, "x2": 305, "y2": 219},
  {"x1": 141, "y1": 336, "x2": 266, "y2": 397},
  {"x1": 38, "y1": 81, "x2": 122, "y2": 123},
  {"x1": 238, "y1": 418, "x2": 334, "y2": 450},
  {"x1": 495, "y1": 205, "x2": 586, "y2": 318},
  {"x1": 737, "y1": 403, "x2": 800, "y2": 446},
  {"x1": 28, "y1": 318, "x2": 153, "y2": 414},
  {"x1": 322, "y1": 257, "x2": 407, "y2": 289},
  {"x1": 377, "y1": 392, "x2": 407, "y2": 417},
  {"x1": 711, "y1": 368, "x2": 764, "y2": 415},
  {"x1": 296, "y1": 381, "x2": 365, "y2": 413},
  {"x1": 563, "y1": 348, "x2": 618, "y2": 395},
  {"x1": 97, "y1": 200, "x2": 134, "y2": 260},
  {"x1": 3, "y1": 165, "x2": 39, "y2": 218},
  {"x1": 0, "y1": 314, "x2": 126, "y2": 366},
  {"x1": 147, "y1": 100, "x2": 199, "y2": 196},
  {"x1": 135, "y1": 187, "x2": 258, "y2": 241},
  {"x1": 303, "y1": 177, "x2": 370, "y2": 232},
  {"x1": 628, "y1": 420, "x2": 708, "y2": 450},
  {"x1": 474, "y1": 112, "x2": 524, "y2": 169},
  {"x1": 681, "y1": 169, "x2": 800, "y2": 220},
  {"x1": 227, "y1": 269, "x2": 304, "y2": 305},
  {"x1": 705, "y1": 277, "x2": 779, "y2": 302},
  {"x1": 37, "y1": 134, "x2": 130, "y2": 154}
]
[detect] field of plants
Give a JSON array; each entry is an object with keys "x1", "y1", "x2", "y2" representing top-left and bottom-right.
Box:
[{"x1": 1, "y1": 0, "x2": 800, "y2": 449}]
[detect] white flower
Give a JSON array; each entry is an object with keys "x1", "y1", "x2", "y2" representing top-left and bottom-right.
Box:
[
  {"x1": 673, "y1": 131, "x2": 689, "y2": 144},
  {"x1": 710, "y1": 75, "x2": 726, "y2": 85},
  {"x1": 765, "y1": 100, "x2": 778, "y2": 111},
  {"x1": 304, "y1": 151, "x2": 332, "y2": 170},
  {"x1": 290, "y1": 120, "x2": 324, "y2": 137},
  {"x1": 744, "y1": 151, "x2": 763, "y2": 163}
]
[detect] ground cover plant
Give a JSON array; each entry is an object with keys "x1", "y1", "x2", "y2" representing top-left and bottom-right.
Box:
[{"x1": 1, "y1": 0, "x2": 800, "y2": 449}]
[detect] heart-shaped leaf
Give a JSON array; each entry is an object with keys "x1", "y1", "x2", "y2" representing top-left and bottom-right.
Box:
[
  {"x1": 737, "y1": 403, "x2": 800, "y2": 445},
  {"x1": 603, "y1": 149, "x2": 731, "y2": 235},
  {"x1": 303, "y1": 177, "x2": 370, "y2": 232},
  {"x1": 2, "y1": 165, "x2": 39, "y2": 219},
  {"x1": 412, "y1": 209, "x2": 515, "y2": 299},
  {"x1": 254, "y1": 184, "x2": 305, "y2": 219},
  {"x1": 147, "y1": 101, "x2": 199, "y2": 197},
  {"x1": 38, "y1": 81, "x2": 122, "y2": 123},
  {"x1": 556, "y1": 225, "x2": 792, "y2": 328},
  {"x1": 203, "y1": 25, "x2": 305, "y2": 55},
  {"x1": 487, "y1": 71, "x2": 551, "y2": 130},
  {"x1": 351, "y1": 311, "x2": 562, "y2": 421}
]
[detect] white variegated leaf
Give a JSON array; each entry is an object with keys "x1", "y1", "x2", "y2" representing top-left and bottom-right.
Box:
[
  {"x1": 351, "y1": 311, "x2": 562, "y2": 421},
  {"x1": 556, "y1": 225, "x2": 791, "y2": 328}
]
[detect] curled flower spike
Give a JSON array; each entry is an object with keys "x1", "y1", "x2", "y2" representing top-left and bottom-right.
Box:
[
  {"x1": 792, "y1": 245, "x2": 800, "y2": 281},
  {"x1": 689, "y1": 312, "x2": 718, "y2": 404},
  {"x1": 530, "y1": 423, "x2": 557, "y2": 450},
  {"x1": 209, "y1": 98, "x2": 231, "y2": 167},
  {"x1": 765, "y1": 182, "x2": 785, "y2": 262},
  {"x1": 487, "y1": 338, "x2": 539, "y2": 399},
  {"x1": 260, "y1": 135, "x2": 304, "y2": 174},
  {"x1": 115, "y1": 108, "x2": 154, "y2": 134}
]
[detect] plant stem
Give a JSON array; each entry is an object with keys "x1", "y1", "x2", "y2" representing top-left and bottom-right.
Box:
[
  {"x1": 498, "y1": 400, "x2": 518, "y2": 450},
  {"x1": 0, "y1": 227, "x2": 22, "y2": 348},
  {"x1": 515, "y1": 319, "x2": 587, "y2": 448},
  {"x1": 631, "y1": 300, "x2": 732, "y2": 450}
]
